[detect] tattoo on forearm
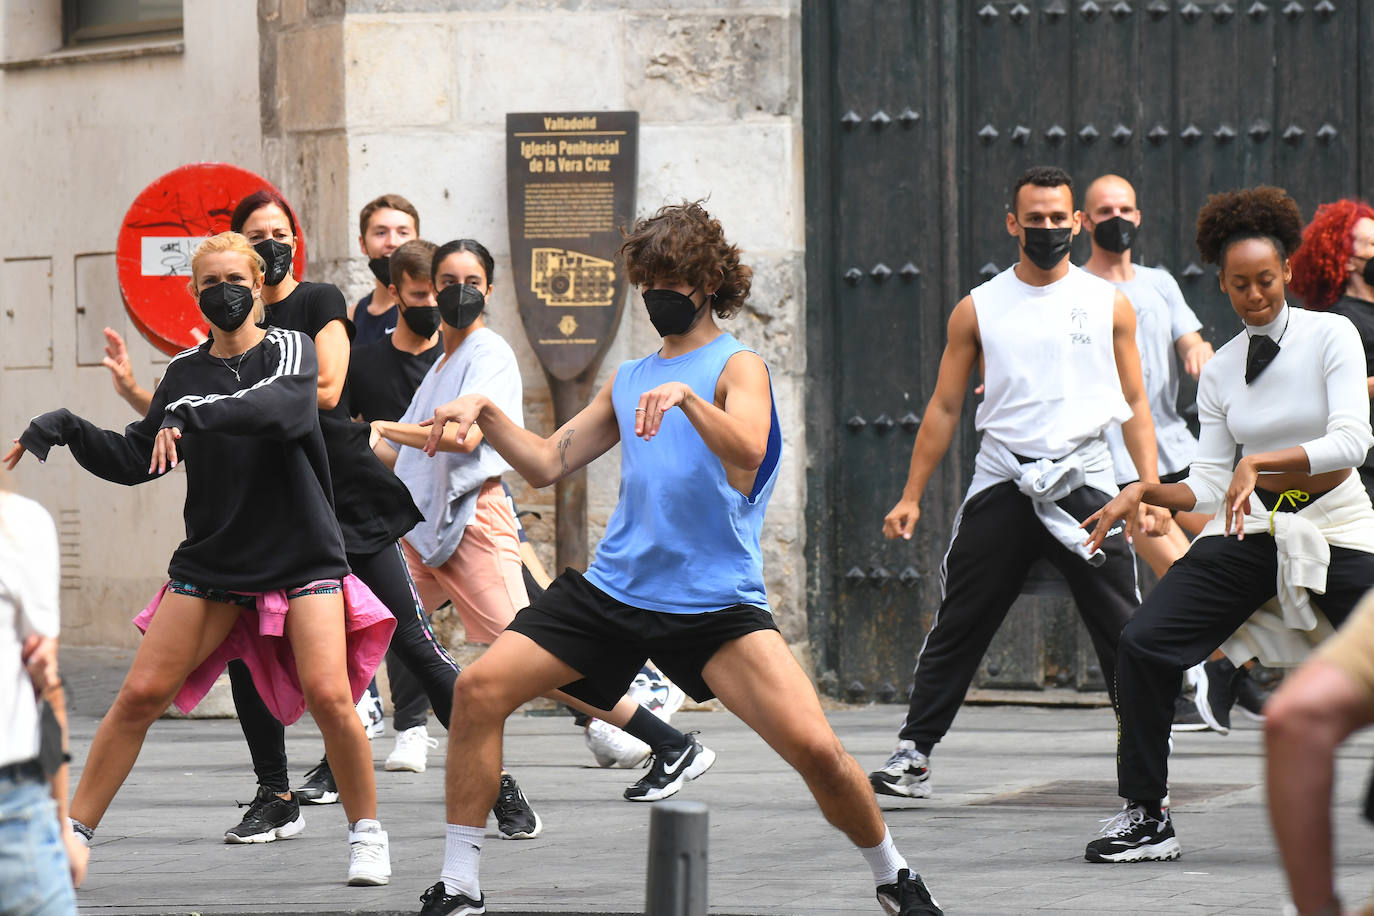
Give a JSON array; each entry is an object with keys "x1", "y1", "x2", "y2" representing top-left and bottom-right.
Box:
[{"x1": 557, "y1": 428, "x2": 575, "y2": 474}]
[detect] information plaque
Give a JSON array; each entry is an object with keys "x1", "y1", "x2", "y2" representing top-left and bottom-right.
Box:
[{"x1": 507, "y1": 112, "x2": 639, "y2": 570}]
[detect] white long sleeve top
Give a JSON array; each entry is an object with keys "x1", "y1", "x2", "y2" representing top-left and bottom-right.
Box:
[{"x1": 1182, "y1": 305, "x2": 1373, "y2": 515}]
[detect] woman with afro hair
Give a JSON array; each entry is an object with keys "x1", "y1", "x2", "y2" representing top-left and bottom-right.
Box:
[
  {"x1": 1291, "y1": 199, "x2": 1374, "y2": 497},
  {"x1": 1079, "y1": 186, "x2": 1374, "y2": 870}
]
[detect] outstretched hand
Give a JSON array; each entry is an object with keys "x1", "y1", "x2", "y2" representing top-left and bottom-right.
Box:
[
  {"x1": 150, "y1": 426, "x2": 181, "y2": 475},
  {"x1": 635, "y1": 382, "x2": 694, "y2": 441},
  {"x1": 3, "y1": 440, "x2": 25, "y2": 471},
  {"x1": 101, "y1": 327, "x2": 136, "y2": 394},
  {"x1": 1081, "y1": 482, "x2": 1144, "y2": 553}
]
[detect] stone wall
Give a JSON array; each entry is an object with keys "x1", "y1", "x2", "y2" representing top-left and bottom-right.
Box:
[{"x1": 257, "y1": 0, "x2": 808, "y2": 656}]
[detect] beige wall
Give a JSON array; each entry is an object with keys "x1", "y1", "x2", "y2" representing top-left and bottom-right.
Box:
[
  {"x1": 2, "y1": 0, "x2": 809, "y2": 658},
  {"x1": 0, "y1": 1, "x2": 261, "y2": 646}
]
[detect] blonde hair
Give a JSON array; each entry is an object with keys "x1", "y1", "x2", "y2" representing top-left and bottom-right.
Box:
[{"x1": 187, "y1": 232, "x2": 267, "y2": 324}]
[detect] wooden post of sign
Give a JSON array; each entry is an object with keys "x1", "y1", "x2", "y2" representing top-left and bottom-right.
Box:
[{"x1": 507, "y1": 111, "x2": 638, "y2": 573}]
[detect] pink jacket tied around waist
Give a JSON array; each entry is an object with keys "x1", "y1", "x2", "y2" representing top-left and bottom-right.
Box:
[{"x1": 133, "y1": 574, "x2": 396, "y2": 724}]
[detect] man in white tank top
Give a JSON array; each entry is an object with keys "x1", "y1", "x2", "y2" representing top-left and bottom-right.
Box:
[{"x1": 870, "y1": 166, "x2": 1171, "y2": 801}]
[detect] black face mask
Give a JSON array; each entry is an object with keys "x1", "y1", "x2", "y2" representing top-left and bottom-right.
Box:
[
  {"x1": 1092, "y1": 216, "x2": 1137, "y2": 254},
  {"x1": 199, "y1": 282, "x2": 255, "y2": 332},
  {"x1": 437, "y1": 283, "x2": 485, "y2": 330},
  {"x1": 400, "y1": 304, "x2": 441, "y2": 338},
  {"x1": 1359, "y1": 255, "x2": 1374, "y2": 287},
  {"x1": 253, "y1": 239, "x2": 294, "y2": 286},
  {"x1": 643, "y1": 288, "x2": 706, "y2": 338},
  {"x1": 1019, "y1": 225, "x2": 1074, "y2": 271},
  {"x1": 368, "y1": 257, "x2": 391, "y2": 286}
]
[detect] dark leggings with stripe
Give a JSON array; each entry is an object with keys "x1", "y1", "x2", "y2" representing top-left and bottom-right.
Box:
[{"x1": 229, "y1": 541, "x2": 460, "y2": 792}]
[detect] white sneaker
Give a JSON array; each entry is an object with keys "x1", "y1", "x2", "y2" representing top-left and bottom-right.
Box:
[
  {"x1": 356, "y1": 692, "x2": 385, "y2": 739},
  {"x1": 629, "y1": 664, "x2": 687, "y2": 723},
  {"x1": 585, "y1": 718, "x2": 650, "y2": 768},
  {"x1": 347, "y1": 820, "x2": 391, "y2": 886},
  {"x1": 385, "y1": 725, "x2": 439, "y2": 773}
]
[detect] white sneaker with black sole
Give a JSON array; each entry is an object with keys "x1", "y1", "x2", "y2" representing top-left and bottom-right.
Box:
[
  {"x1": 1084, "y1": 803, "x2": 1181, "y2": 863},
  {"x1": 346, "y1": 819, "x2": 391, "y2": 885},
  {"x1": 623, "y1": 734, "x2": 716, "y2": 802},
  {"x1": 385, "y1": 725, "x2": 439, "y2": 773},
  {"x1": 870, "y1": 740, "x2": 933, "y2": 799}
]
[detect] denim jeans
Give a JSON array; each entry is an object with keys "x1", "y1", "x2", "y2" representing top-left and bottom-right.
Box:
[{"x1": 0, "y1": 771, "x2": 74, "y2": 916}]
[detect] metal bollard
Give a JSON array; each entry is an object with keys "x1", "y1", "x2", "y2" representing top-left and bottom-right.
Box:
[{"x1": 645, "y1": 800, "x2": 708, "y2": 916}]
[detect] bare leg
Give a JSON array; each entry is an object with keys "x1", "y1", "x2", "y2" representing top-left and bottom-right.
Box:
[
  {"x1": 285, "y1": 591, "x2": 376, "y2": 823},
  {"x1": 703, "y1": 630, "x2": 886, "y2": 847},
  {"x1": 71, "y1": 594, "x2": 241, "y2": 827},
  {"x1": 1265, "y1": 659, "x2": 1374, "y2": 914},
  {"x1": 445, "y1": 630, "x2": 581, "y2": 826},
  {"x1": 555, "y1": 691, "x2": 640, "y2": 728}
]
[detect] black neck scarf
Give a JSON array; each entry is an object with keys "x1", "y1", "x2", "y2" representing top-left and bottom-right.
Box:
[{"x1": 1245, "y1": 310, "x2": 1289, "y2": 385}]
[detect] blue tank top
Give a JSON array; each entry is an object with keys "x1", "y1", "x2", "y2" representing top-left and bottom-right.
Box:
[{"x1": 584, "y1": 332, "x2": 782, "y2": 614}]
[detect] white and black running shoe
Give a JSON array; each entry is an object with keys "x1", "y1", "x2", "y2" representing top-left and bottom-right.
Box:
[
  {"x1": 870, "y1": 740, "x2": 932, "y2": 799},
  {"x1": 295, "y1": 758, "x2": 339, "y2": 805},
  {"x1": 224, "y1": 786, "x2": 304, "y2": 844},
  {"x1": 1084, "y1": 803, "x2": 1182, "y2": 863},
  {"x1": 876, "y1": 868, "x2": 944, "y2": 915},
  {"x1": 623, "y1": 733, "x2": 716, "y2": 802},
  {"x1": 418, "y1": 881, "x2": 485, "y2": 915},
  {"x1": 493, "y1": 773, "x2": 542, "y2": 839}
]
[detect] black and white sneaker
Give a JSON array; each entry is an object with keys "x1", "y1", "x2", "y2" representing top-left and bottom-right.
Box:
[
  {"x1": 1232, "y1": 666, "x2": 1270, "y2": 721},
  {"x1": 870, "y1": 740, "x2": 932, "y2": 799},
  {"x1": 1170, "y1": 693, "x2": 1210, "y2": 733},
  {"x1": 418, "y1": 880, "x2": 485, "y2": 915},
  {"x1": 1199, "y1": 657, "x2": 1239, "y2": 734},
  {"x1": 1084, "y1": 803, "x2": 1182, "y2": 863},
  {"x1": 623, "y1": 734, "x2": 717, "y2": 802},
  {"x1": 295, "y1": 758, "x2": 339, "y2": 805},
  {"x1": 493, "y1": 773, "x2": 542, "y2": 839},
  {"x1": 224, "y1": 786, "x2": 305, "y2": 844},
  {"x1": 876, "y1": 868, "x2": 944, "y2": 915}
]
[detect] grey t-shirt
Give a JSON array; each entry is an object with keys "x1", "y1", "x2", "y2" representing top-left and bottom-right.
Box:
[
  {"x1": 395, "y1": 328, "x2": 522, "y2": 567},
  {"x1": 1104, "y1": 264, "x2": 1203, "y2": 482}
]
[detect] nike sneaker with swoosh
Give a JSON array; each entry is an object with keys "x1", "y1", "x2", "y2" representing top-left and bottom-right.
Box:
[
  {"x1": 623, "y1": 733, "x2": 716, "y2": 802},
  {"x1": 1084, "y1": 803, "x2": 1181, "y2": 863}
]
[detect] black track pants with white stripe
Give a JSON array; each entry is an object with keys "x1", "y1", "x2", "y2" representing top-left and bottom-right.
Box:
[{"x1": 896, "y1": 481, "x2": 1139, "y2": 751}]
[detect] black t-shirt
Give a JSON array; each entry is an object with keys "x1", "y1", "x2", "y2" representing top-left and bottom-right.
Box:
[
  {"x1": 352, "y1": 291, "x2": 398, "y2": 348},
  {"x1": 20, "y1": 329, "x2": 348, "y2": 591},
  {"x1": 263, "y1": 281, "x2": 422, "y2": 555},
  {"x1": 1328, "y1": 295, "x2": 1374, "y2": 474},
  {"x1": 347, "y1": 338, "x2": 441, "y2": 422}
]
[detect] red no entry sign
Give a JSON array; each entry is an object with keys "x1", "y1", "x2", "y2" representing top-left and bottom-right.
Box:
[{"x1": 115, "y1": 163, "x2": 307, "y2": 355}]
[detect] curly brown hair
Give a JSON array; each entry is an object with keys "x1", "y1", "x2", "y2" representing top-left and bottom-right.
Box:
[
  {"x1": 1195, "y1": 186, "x2": 1304, "y2": 267},
  {"x1": 620, "y1": 201, "x2": 753, "y2": 318}
]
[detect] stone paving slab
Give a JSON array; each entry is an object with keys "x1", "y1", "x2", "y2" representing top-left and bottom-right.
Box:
[{"x1": 59, "y1": 648, "x2": 1374, "y2": 915}]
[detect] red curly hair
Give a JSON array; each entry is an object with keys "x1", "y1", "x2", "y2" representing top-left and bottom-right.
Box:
[{"x1": 1289, "y1": 199, "x2": 1374, "y2": 310}]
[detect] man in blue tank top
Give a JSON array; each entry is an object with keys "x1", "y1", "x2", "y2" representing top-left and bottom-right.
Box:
[
  {"x1": 869, "y1": 166, "x2": 1171, "y2": 803},
  {"x1": 408, "y1": 203, "x2": 942, "y2": 916}
]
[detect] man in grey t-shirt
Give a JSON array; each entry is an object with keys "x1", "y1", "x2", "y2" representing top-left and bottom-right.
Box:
[{"x1": 1080, "y1": 174, "x2": 1263, "y2": 735}]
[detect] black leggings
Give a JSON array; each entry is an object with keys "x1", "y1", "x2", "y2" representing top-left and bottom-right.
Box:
[
  {"x1": 1116, "y1": 532, "x2": 1374, "y2": 802},
  {"x1": 230, "y1": 541, "x2": 460, "y2": 791}
]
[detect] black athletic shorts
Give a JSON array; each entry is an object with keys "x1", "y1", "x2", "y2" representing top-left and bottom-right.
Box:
[{"x1": 505, "y1": 568, "x2": 777, "y2": 710}]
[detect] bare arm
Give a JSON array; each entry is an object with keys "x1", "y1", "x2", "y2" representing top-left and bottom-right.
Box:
[
  {"x1": 883, "y1": 297, "x2": 980, "y2": 540},
  {"x1": 422, "y1": 373, "x2": 623, "y2": 488},
  {"x1": 1114, "y1": 293, "x2": 1160, "y2": 486},
  {"x1": 374, "y1": 418, "x2": 483, "y2": 454},
  {"x1": 635, "y1": 350, "x2": 773, "y2": 469},
  {"x1": 21, "y1": 636, "x2": 86, "y2": 887},
  {"x1": 1174, "y1": 330, "x2": 1215, "y2": 379},
  {"x1": 314, "y1": 320, "x2": 350, "y2": 410}
]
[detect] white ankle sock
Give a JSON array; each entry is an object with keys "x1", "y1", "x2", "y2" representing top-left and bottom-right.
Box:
[
  {"x1": 860, "y1": 828, "x2": 908, "y2": 886},
  {"x1": 349, "y1": 817, "x2": 383, "y2": 837},
  {"x1": 442, "y1": 823, "x2": 485, "y2": 898}
]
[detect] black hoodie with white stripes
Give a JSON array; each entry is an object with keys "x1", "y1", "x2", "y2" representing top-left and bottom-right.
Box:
[{"x1": 20, "y1": 327, "x2": 348, "y2": 591}]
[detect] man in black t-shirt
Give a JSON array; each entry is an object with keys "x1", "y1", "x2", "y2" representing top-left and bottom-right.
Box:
[
  {"x1": 348, "y1": 239, "x2": 442, "y2": 424},
  {"x1": 350, "y1": 194, "x2": 421, "y2": 347}
]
